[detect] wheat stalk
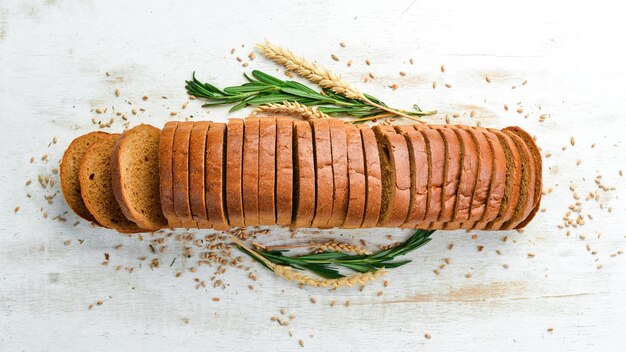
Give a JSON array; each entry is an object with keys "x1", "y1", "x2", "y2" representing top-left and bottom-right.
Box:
[
  {"x1": 256, "y1": 40, "x2": 425, "y2": 122},
  {"x1": 313, "y1": 240, "x2": 371, "y2": 255},
  {"x1": 252, "y1": 101, "x2": 330, "y2": 120}
]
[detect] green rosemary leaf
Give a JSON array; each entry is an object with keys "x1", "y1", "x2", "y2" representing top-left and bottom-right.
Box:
[
  {"x1": 251, "y1": 70, "x2": 285, "y2": 86},
  {"x1": 301, "y1": 264, "x2": 344, "y2": 279},
  {"x1": 229, "y1": 100, "x2": 250, "y2": 112}
]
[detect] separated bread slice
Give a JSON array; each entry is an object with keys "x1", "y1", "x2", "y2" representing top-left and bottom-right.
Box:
[
  {"x1": 500, "y1": 129, "x2": 536, "y2": 229},
  {"x1": 292, "y1": 120, "x2": 315, "y2": 227},
  {"x1": 483, "y1": 129, "x2": 522, "y2": 230},
  {"x1": 258, "y1": 117, "x2": 277, "y2": 225},
  {"x1": 474, "y1": 129, "x2": 507, "y2": 228},
  {"x1": 205, "y1": 122, "x2": 228, "y2": 230},
  {"x1": 172, "y1": 122, "x2": 195, "y2": 227},
  {"x1": 358, "y1": 124, "x2": 382, "y2": 228},
  {"x1": 310, "y1": 119, "x2": 333, "y2": 228},
  {"x1": 414, "y1": 125, "x2": 444, "y2": 226},
  {"x1": 111, "y1": 124, "x2": 167, "y2": 230},
  {"x1": 343, "y1": 123, "x2": 366, "y2": 229},
  {"x1": 458, "y1": 126, "x2": 492, "y2": 226},
  {"x1": 61, "y1": 131, "x2": 110, "y2": 224},
  {"x1": 328, "y1": 119, "x2": 349, "y2": 227},
  {"x1": 80, "y1": 134, "x2": 143, "y2": 233},
  {"x1": 243, "y1": 118, "x2": 260, "y2": 226},
  {"x1": 189, "y1": 121, "x2": 211, "y2": 225},
  {"x1": 394, "y1": 125, "x2": 428, "y2": 228},
  {"x1": 373, "y1": 125, "x2": 411, "y2": 227},
  {"x1": 275, "y1": 117, "x2": 294, "y2": 226},
  {"x1": 503, "y1": 127, "x2": 542, "y2": 229},
  {"x1": 159, "y1": 121, "x2": 181, "y2": 228},
  {"x1": 226, "y1": 118, "x2": 245, "y2": 227}
]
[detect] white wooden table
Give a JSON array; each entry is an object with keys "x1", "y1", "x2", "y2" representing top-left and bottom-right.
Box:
[{"x1": 1, "y1": 0, "x2": 625, "y2": 350}]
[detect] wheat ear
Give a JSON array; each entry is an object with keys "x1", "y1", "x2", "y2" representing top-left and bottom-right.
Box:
[
  {"x1": 229, "y1": 236, "x2": 385, "y2": 288},
  {"x1": 313, "y1": 240, "x2": 371, "y2": 255},
  {"x1": 252, "y1": 101, "x2": 329, "y2": 120},
  {"x1": 256, "y1": 40, "x2": 426, "y2": 123}
]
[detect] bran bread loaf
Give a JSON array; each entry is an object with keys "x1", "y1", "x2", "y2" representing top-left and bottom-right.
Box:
[
  {"x1": 226, "y1": 118, "x2": 245, "y2": 227},
  {"x1": 292, "y1": 120, "x2": 316, "y2": 227},
  {"x1": 205, "y1": 122, "x2": 228, "y2": 230},
  {"x1": 79, "y1": 134, "x2": 143, "y2": 233},
  {"x1": 358, "y1": 124, "x2": 382, "y2": 228},
  {"x1": 275, "y1": 117, "x2": 294, "y2": 226},
  {"x1": 60, "y1": 131, "x2": 110, "y2": 225},
  {"x1": 243, "y1": 117, "x2": 260, "y2": 226},
  {"x1": 310, "y1": 119, "x2": 333, "y2": 228},
  {"x1": 188, "y1": 121, "x2": 211, "y2": 224},
  {"x1": 111, "y1": 124, "x2": 167, "y2": 230},
  {"x1": 343, "y1": 123, "x2": 366, "y2": 229},
  {"x1": 328, "y1": 119, "x2": 349, "y2": 228},
  {"x1": 258, "y1": 117, "x2": 277, "y2": 225}
]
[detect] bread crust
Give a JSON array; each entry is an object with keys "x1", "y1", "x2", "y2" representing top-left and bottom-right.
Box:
[
  {"x1": 475, "y1": 129, "x2": 506, "y2": 227},
  {"x1": 343, "y1": 123, "x2": 366, "y2": 229},
  {"x1": 243, "y1": 118, "x2": 260, "y2": 226},
  {"x1": 189, "y1": 121, "x2": 211, "y2": 223},
  {"x1": 226, "y1": 118, "x2": 245, "y2": 227},
  {"x1": 60, "y1": 131, "x2": 109, "y2": 225},
  {"x1": 205, "y1": 122, "x2": 228, "y2": 230},
  {"x1": 310, "y1": 119, "x2": 333, "y2": 228},
  {"x1": 500, "y1": 130, "x2": 536, "y2": 229},
  {"x1": 328, "y1": 119, "x2": 349, "y2": 227},
  {"x1": 275, "y1": 117, "x2": 294, "y2": 226},
  {"x1": 258, "y1": 117, "x2": 277, "y2": 225},
  {"x1": 292, "y1": 120, "x2": 315, "y2": 227},
  {"x1": 358, "y1": 124, "x2": 382, "y2": 228},
  {"x1": 159, "y1": 121, "x2": 180, "y2": 228}
]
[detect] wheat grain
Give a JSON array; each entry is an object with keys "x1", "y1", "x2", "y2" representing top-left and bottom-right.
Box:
[
  {"x1": 272, "y1": 264, "x2": 386, "y2": 288},
  {"x1": 252, "y1": 101, "x2": 329, "y2": 120},
  {"x1": 313, "y1": 240, "x2": 371, "y2": 255}
]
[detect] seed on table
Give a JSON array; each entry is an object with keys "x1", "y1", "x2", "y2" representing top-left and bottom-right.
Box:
[{"x1": 331, "y1": 54, "x2": 339, "y2": 61}]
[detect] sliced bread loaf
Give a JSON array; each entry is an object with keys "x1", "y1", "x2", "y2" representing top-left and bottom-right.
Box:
[
  {"x1": 80, "y1": 134, "x2": 143, "y2": 233},
  {"x1": 159, "y1": 121, "x2": 181, "y2": 228},
  {"x1": 292, "y1": 120, "x2": 316, "y2": 227},
  {"x1": 343, "y1": 123, "x2": 366, "y2": 229},
  {"x1": 61, "y1": 131, "x2": 110, "y2": 224},
  {"x1": 500, "y1": 129, "x2": 536, "y2": 229},
  {"x1": 226, "y1": 118, "x2": 245, "y2": 227},
  {"x1": 111, "y1": 124, "x2": 167, "y2": 230},
  {"x1": 310, "y1": 119, "x2": 333, "y2": 228},
  {"x1": 243, "y1": 118, "x2": 260, "y2": 226},
  {"x1": 258, "y1": 117, "x2": 277, "y2": 225},
  {"x1": 206, "y1": 122, "x2": 228, "y2": 230},
  {"x1": 358, "y1": 124, "x2": 382, "y2": 228},
  {"x1": 275, "y1": 117, "x2": 294, "y2": 226},
  {"x1": 328, "y1": 119, "x2": 349, "y2": 227}
]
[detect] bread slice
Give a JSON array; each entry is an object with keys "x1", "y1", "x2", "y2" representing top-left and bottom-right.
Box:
[
  {"x1": 414, "y1": 125, "x2": 444, "y2": 225},
  {"x1": 431, "y1": 126, "x2": 461, "y2": 224},
  {"x1": 79, "y1": 134, "x2": 143, "y2": 233},
  {"x1": 171, "y1": 122, "x2": 195, "y2": 227},
  {"x1": 310, "y1": 119, "x2": 333, "y2": 228},
  {"x1": 226, "y1": 118, "x2": 245, "y2": 227},
  {"x1": 458, "y1": 126, "x2": 492, "y2": 227},
  {"x1": 159, "y1": 121, "x2": 181, "y2": 228},
  {"x1": 483, "y1": 129, "x2": 521, "y2": 230},
  {"x1": 500, "y1": 130, "x2": 536, "y2": 229},
  {"x1": 243, "y1": 118, "x2": 260, "y2": 226},
  {"x1": 358, "y1": 124, "x2": 382, "y2": 228},
  {"x1": 474, "y1": 130, "x2": 506, "y2": 228},
  {"x1": 258, "y1": 117, "x2": 277, "y2": 225},
  {"x1": 275, "y1": 117, "x2": 294, "y2": 226},
  {"x1": 111, "y1": 124, "x2": 167, "y2": 230},
  {"x1": 343, "y1": 123, "x2": 366, "y2": 229},
  {"x1": 61, "y1": 131, "x2": 110, "y2": 224},
  {"x1": 292, "y1": 120, "x2": 316, "y2": 227},
  {"x1": 206, "y1": 122, "x2": 228, "y2": 230},
  {"x1": 189, "y1": 121, "x2": 211, "y2": 225},
  {"x1": 328, "y1": 119, "x2": 349, "y2": 227},
  {"x1": 393, "y1": 125, "x2": 427, "y2": 228},
  {"x1": 503, "y1": 127, "x2": 542, "y2": 229},
  {"x1": 373, "y1": 125, "x2": 411, "y2": 227}
]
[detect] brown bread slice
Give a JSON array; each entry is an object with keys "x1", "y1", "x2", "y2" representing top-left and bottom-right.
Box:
[
  {"x1": 275, "y1": 117, "x2": 294, "y2": 226},
  {"x1": 458, "y1": 126, "x2": 493, "y2": 227},
  {"x1": 431, "y1": 126, "x2": 461, "y2": 225},
  {"x1": 205, "y1": 122, "x2": 228, "y2": 230},
  {"x1": 373, "y1": 125, "x2": 411, "y2": 227},
  {"x1": 393, "y1": 125, "x2": 428, "y2": 228},
  {"x1": 258, "y1": 117, "x2": 277, "y2": 225},
  {"x1": 310, "y1": 119, "x2": 333, "y2": 228},
  {"x1": 172, "y1": 122, "x2": 195, "y2": 226},
  {"x1": 441, "y1": 127, "x2": 478, "y2": 230},
  {"x1": 226, "y1": 118, "x2": 245, "y2": 227},
  {"x1": 343, "y1": 123, "x2": 366, "y2": 229},
  {"x1": 358, "y1": 124, "x2": 382, "y2": 228},
  {"x1": 413, "y1": 125, "x2": 444, "y2": 226},
  {"x1": 473, "y1": 129, "x2": 506, "y2": 228},
  {"x1": 328, "y1": 119, "x2": 349, "y2": 227},
  {"x1": 61, "y1": 131, "x2": 110, "y2": 224},
  {"x1": 79, "y1": 134, "x2": 143, "y2": 233},
  {"x1": 500, "y1": 129, "x2": 536, "y2": 229},
  {"x1": 243, "y1": 117, "x2": 260, "y2": 226},
  {"x1": 292, "y1": 120, "x2": 316, "y2": 227},
  {"x1": 503, "y1": 127, "x2": 542, "y2": 229},
  {"x1": 483, "y1": 129, "x2": 522, "y2": 230},
  {"x1": 159, "y1": 121, "x2": 181, "y2": 228},
  {"x1": 111, "y1": 124, "x2": 167, "y2": 230},
  {"x1": 189, "y1": 121, "x2": 211, "y2": 225}
]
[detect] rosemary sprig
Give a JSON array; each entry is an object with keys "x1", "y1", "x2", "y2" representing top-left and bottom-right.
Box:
[
  {"x1": 231, "y1": 229, "x2": 434, "y2": 280},
  {"x1": 185, "y1": 70, "x2": 436, "y2": 120}
]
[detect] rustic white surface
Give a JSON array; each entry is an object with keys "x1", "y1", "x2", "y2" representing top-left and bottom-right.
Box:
[{"x1": 1, "y1": 0, "x2": 625, "y2": 351}]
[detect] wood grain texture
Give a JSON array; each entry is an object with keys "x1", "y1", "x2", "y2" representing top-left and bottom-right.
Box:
[{"x1": 1, "y1": 0, "x2": 626, "y2": 351}]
